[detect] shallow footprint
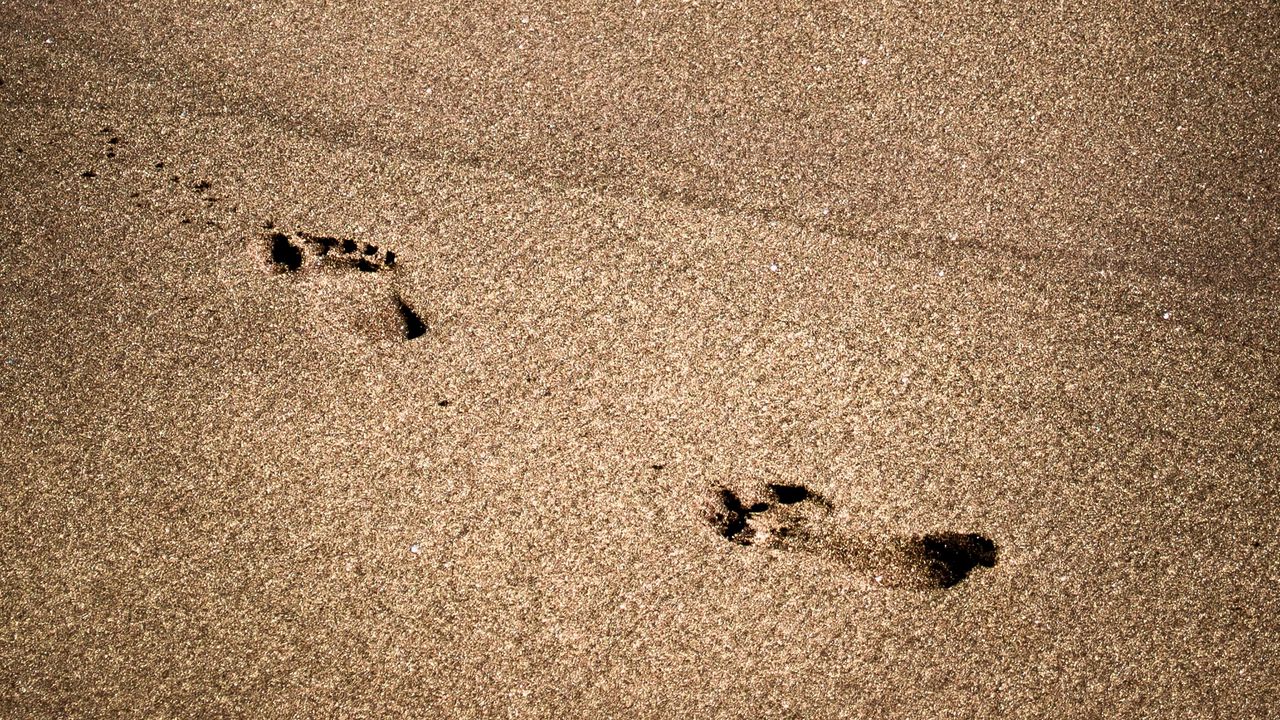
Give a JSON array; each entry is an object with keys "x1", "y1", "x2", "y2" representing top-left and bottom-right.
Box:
[
  {"x1": 703, "y1": 483, "x2": 998, "y2": 590},
  {"x1": 250, "y1": 228, "x2": 425, "y2": 343}
]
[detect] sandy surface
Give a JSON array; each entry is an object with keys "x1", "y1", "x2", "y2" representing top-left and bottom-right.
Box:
[{"x1": 2, "y1": 1, "x2": 1279, "y2": 717}]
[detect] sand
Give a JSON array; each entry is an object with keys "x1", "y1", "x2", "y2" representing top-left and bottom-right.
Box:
[{"x1": 2, "y1": 1, "x2": 1278, "y2": 717}]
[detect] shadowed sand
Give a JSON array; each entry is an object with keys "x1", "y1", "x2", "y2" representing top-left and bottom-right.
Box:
[{"x1": 2, "y1": 2, "x2": 1279, "y2": 718}]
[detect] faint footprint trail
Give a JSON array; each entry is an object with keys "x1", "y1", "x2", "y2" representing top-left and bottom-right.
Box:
[
  {"x1": 704, "y1": 483, "x2": 998, "y2": 590},
  {"x1": 254, "y1": 228, "x2": 426, "y2": 343}
]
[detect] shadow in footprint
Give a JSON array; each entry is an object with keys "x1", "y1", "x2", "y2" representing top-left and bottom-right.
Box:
[
  {"x1": 270, "y1": 232, "x2": 303, "y2": 271},
  {"x1": 911, "y1": 532, "x2": 998, "y2": 589},
  {"x1": 396, "y1": 295, "x2": 428, "y2": 340},
  {"x1": 767, "y1": 483, "x2": 811, "y2": 505},
  {"x1": 258, "y1": 229, "x2": 397, "y2": 274}
]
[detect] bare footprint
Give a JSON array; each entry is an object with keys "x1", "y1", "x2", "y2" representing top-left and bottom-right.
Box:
[
  {"x1": 250, "y1": 228, "x2": 425, "y2": 343},
  {"x1": 703, "y1": 483, "x2": 998, "y2": 590}
]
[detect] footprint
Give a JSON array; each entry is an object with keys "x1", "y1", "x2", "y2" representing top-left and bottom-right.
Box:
[
  {"x1": 703, "y1": 483, "x2": 998, "y2": 590},
  {"x1": 251, "y1": 228, "x2": 424, "y2": 343}
]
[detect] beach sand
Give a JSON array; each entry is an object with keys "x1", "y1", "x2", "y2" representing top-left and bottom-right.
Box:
[{"x1": 2, "y1": 2, "x2": 1278, "y2": 717}]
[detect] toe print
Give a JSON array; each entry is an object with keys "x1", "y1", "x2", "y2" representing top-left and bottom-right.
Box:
[{"x1": 704, "y1": 483, "x2": 998, "y2": 590}]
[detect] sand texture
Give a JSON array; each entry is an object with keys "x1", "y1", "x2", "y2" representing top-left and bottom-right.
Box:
[{"x1": 2, "y1": 1, "x2": 1279, "y2": 717}]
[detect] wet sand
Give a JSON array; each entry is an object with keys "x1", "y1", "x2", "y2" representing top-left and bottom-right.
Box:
[{"x1": 2, "y1": 2, "x2": 1278, "y2": 717}]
